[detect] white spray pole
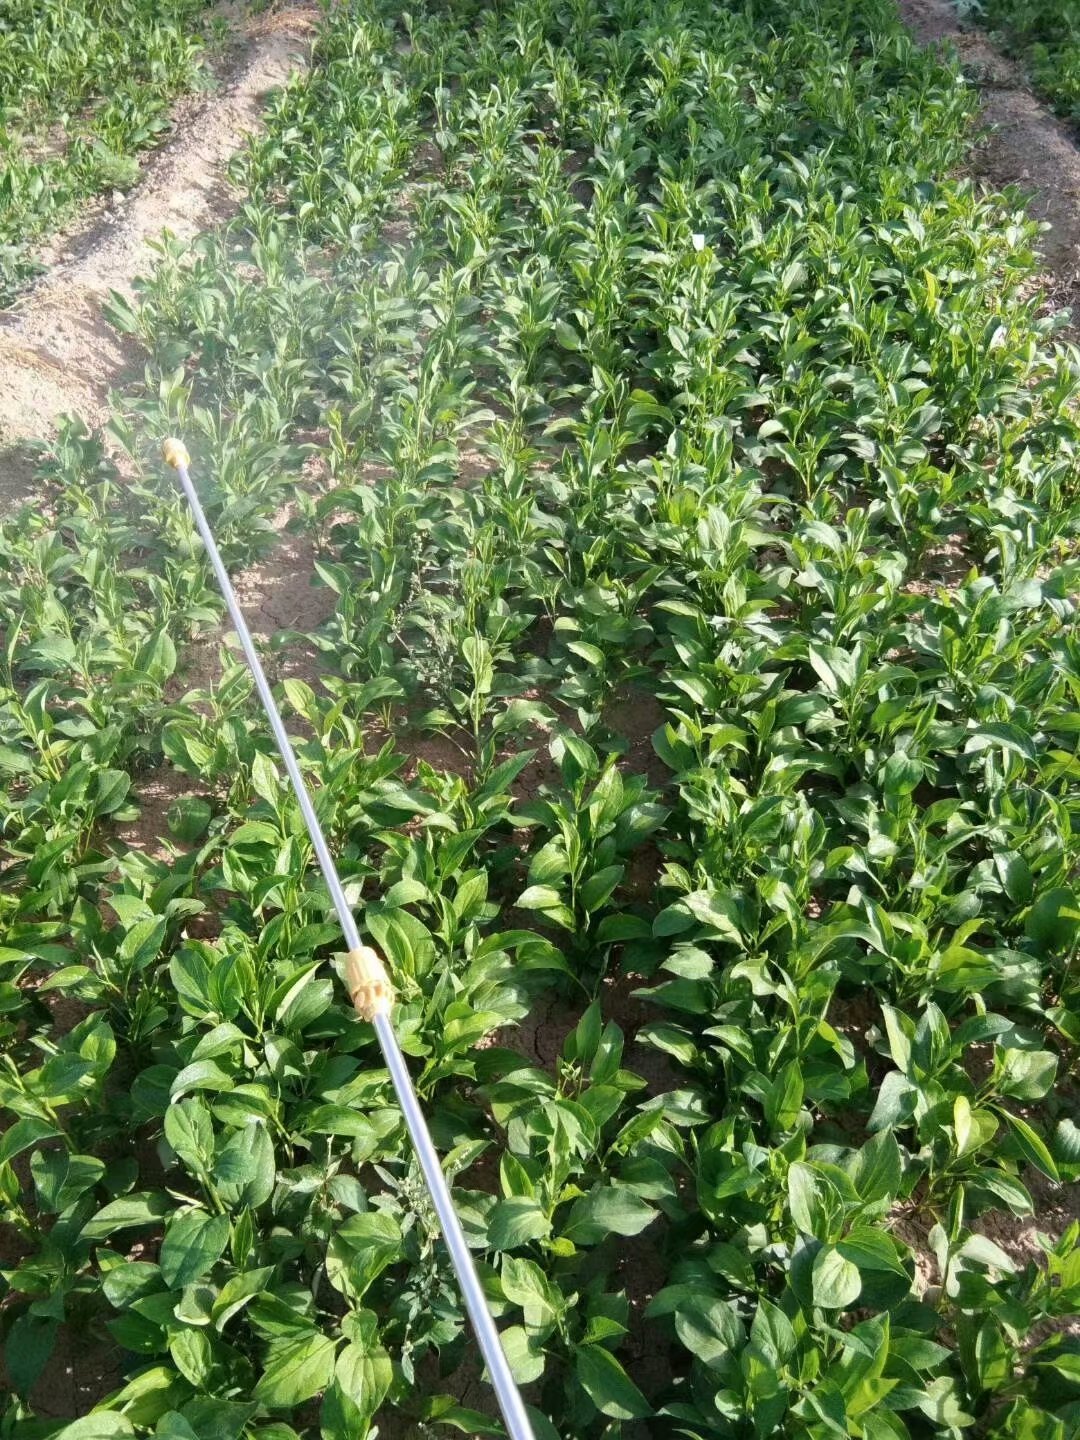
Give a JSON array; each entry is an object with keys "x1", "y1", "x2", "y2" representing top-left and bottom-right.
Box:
[{"x1": 162, "y1": 439, "x2": 538, "y2": 1440}]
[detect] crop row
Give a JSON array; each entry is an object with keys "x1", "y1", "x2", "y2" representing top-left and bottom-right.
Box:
[
  {"x1": 967, "y1": 0, "x2": 1080, "y2": 122},
  {"x1": 0, "y1": 0, "x2": 1078, "y2": 1437},
  {"x1": 0, "y1": 0, "x2": 217, "y2": 306}
]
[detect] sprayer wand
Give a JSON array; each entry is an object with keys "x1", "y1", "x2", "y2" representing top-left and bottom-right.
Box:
[{"x1": 161, "y1": 439, "x2": 537, "y2": 1440}]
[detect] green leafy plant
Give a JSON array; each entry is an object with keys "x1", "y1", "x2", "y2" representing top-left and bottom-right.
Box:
[
  {"x1": 0, "y1": 0, "x2": 214, "y2": 304},
  {"x1": 0, "y1": 0, "x2": 1079, "y2": 1435}
]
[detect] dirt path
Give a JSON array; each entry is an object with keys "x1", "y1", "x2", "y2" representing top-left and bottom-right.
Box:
[
  {"x1": 896, "y1": 0, "x2": 1080, "y2": 308},
  {"x1": 0, "y1": 3, "x2": 317, "y2": 478}
]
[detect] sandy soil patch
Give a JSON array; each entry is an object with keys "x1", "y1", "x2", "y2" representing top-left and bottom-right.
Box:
[{"x1": 0, "y1": 4, "x2": 318, "y2": 467}]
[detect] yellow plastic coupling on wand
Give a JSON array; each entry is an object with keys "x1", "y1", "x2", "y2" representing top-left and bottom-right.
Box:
[
  {"x1": 344, "y1": 945, "x2": 394, "y2": 1021},
  {"x1": 162, "y1": 437, "x2": 191, "y2": 470}
]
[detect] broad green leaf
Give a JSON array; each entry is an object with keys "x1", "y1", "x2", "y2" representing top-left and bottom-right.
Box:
[
  {"x1": 965, "y1": 723, "x2": 1035, "y2": 761},
  {"x1": 575, "y1": 1344, "x2": 651, "y2": 1420},
  {"x1": 49, "y1": 1419, "x2": 135, "y2": 1440},
  {"x1": 788, "y1": 1163, "x2": 826, "y2": 1237},
  {"x1": 1036, "y1": 1353, "x2": 1080, "y2": 1383},
  {"x1": 500, "y1": 1324, "x2": 546, "y2": 1385},
  {"x1": 159, "y1": 1210, "x2": 231, "y2": 1289},
  {"x1": 808, "y1": 644, "x2": 854, "y2": 696},
  {"x1": 765, "y1": 1060, "x2": 804, "y2": 1133},
  {"x1": 959, "y1": 1234, "x2": 1017, "y2": 1274},
  {"x1": 170, "y1": 1060, "x2": 235, "y2": 1099},
  {"x1": 335, "y1": 1337, "x2": 392, "y2": 1423},
  {"x1": 170, "y1": 1327, "x2": 212, "y2": 1387},
  {"x1": 517, "y1": 885, "x2": 564, "y2": 911},
  {"x1": 997, "y1": 1110, "x2": 1060, "y2": 1181},
  {"x1": 868, "y1": 1071, "x2": 917, "y2": 1132},
  {"x1": 580, "y1": 864, "x2": 623, "y2": 913},
  {"x1": 462, "y1": 635, "x2": 494, "y2": 692},
  {"x1": 564, "y1": 1184, "x2": 656, "y2": 1243},
  {"x1": 1055, "y1": 1117, "x2": 1080, "y2": 1170},
  {"x1": 487, "y1": 1196, "x2": 552, "y2": 1251},
  {"x1": 167, "y1": 797, "x2": 212, "y2": 844},
  {"x1": 212, "y1": 1267, "x2": 274, "y2": 1330},
  {"x1": 811, "y1": 1246, "x2": 862, "y2": 1309},
  {"x1": 102, "y1": 1261, "x2": 162, "y2": 1308},
  {"x1": 419, "y1": 1397, "x2": 504, "y2": 1436},
  {"x1": 135, "y1": 629, "x2": 177, "y2": 683},
  {"x1": 214, "y1": 1121, "x2": 275, "y2": 1208},
  {"x1": 1025, "y1": 887, "x2": 1078, "y2": 954},
  {"x1": 680, "y1": 890, "x2": 745, "y2": 945},
  {"x1": 254, "y1": 1331, "x2": 337, "y2": 1408},
  {"x1": 0, "y1": 1116, "x2": 60, "y2": 1165},
  {"x1": 953, "y1": 1095, "x2": 973, "y2": 1156},
  {"x1": 500, "y1": 1256, "x2": 561, "y2": 1331},
  {"x1": 996, "y1": 852, "x2": 1033, "y2": 904},
  {"x1": 880, "y1": 1005, "x2": 913, "y2": 1072},
  {"x1": 568, "y1": 640, "x2": 604, "y2": 667},
  {"x1": 32, "y1": 1151, "x2": 105, "y2": 1214},
  {"x1": 672, "y1": 1295, "x2": 743, "y2": 1368},
  {"x1": 164, "y1": 1098, "x2": 214, "y2": 1174},
  {"x1": 851, "y1": 1131, "x2": 902, "y2": 1202},
  {"x1": 153, "y1": 1414, "x2": 199, "y2": 1440},
  {"x1": 751, "y1": 1299, "x2": 796, "y2": 1366},
  {"x1": 94, "y1": 1363, "x2": 185, "y2": 1426},
  {"x1": 997, "y1": 1048, "x2": 1057, "y2": 1102},
  {"x1": 837, "y1": 1228, "x2": 907, "y2": 1276},
  {"x1": 177, "y1": 1396, "x2": 255, "y2": 1439},
  {"x1": 6, "y1": 1312, "x2": 57, "y2": 1395},
  {"x1": 881, "y1": 752, "x2": 922, "y2": 796},
  {"x1": 0, "y1": 745, "x2": 32, "y2": 776},
  {"x1": 250, "y1": 751, "x2": 282, "y2": 806},
  {"x1": 326, "y1": 1212, "x2": 402, "y2": 1300},
  {"x1": 82, "y1": 1192, "x2": 170, "y2": 1242}
]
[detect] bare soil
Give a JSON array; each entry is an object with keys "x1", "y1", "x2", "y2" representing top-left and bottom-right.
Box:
[
  {"x1": 978, "y1": 1165, "x2": 1080, "y2": 1271},
  {"x1": 112, "y1": 763, "x2": 208, "y2": 860},
  {"x1": 605, "y1": 683, "x2": 669, "y2": 793},
  {"x1": 27, "y1": 1326, "x2": 124, "y2": 1421},
  {"x1": 896, "y1": 0, "x2": 1080, "y2": 311},
  {"x1": 0, "y1": 2, "x2": 318, "y2": 468},
  {"x1": 890, "y1": 1203, "x2": 942, "y2": 1300},
  {"x1": 234, "y1": 505, "x2": 338, "y2": 675}
]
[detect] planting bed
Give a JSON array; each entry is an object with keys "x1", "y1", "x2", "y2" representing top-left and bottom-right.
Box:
[
  {"x1": 0, "y1": 1, "x2": 317, "y2": 465},
  {"x1": 961, "y1": 0, "x2": 1080, "y2": 128},
  {"x1": 0, "y1": 0, "x2": 1079, "y2": 1438},
  {"x1": 0, "y1": 0, "x2": 226, "y2": 309},
  {"x1": 898, "y1": 0, "x2": 1080, "y2": 318}
]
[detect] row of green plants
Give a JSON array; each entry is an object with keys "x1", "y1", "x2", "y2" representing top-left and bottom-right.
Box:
[
  {"x1": 0, "y1": 0, "x2": 1078, "y2": 1437},
  {"x1": 961, "y1": 0, "x2": 1080, "y2": 123},
  {"x1": 0, "y1": 0, "x2": 223, "y2": 306}
]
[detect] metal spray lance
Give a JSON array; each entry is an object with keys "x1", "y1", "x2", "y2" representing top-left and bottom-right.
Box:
[{"x1": 161, "y1": 439, "x2": 538, "y2": 1440}]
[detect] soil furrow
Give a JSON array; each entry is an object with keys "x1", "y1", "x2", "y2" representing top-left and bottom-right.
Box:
[
  {"x1": 896, "y1": 0, "x2": 1080, "y2": 311},
  {"x1": 0, "y1": 3, "x2": 318, "y2": 477}
]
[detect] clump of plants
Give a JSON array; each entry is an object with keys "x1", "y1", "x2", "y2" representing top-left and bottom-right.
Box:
[
  {"x1": 0, "y1": 0, "x2": 218, "y2": 305},
  {"x1": 0, "y1": 0, "x2": 1077, "y2": 1436},
  {"x1": 963, "y1": 0, "x2": 1080, "y2": 123}
]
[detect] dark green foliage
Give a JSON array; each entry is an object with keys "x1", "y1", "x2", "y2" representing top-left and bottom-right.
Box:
[
  {"x1": 969, "y1": 0, "x2": 1080, "y2": 122},
  {"x1": 0, "y1": 0, "x2": 214, "y2": 304},
  {"x1": 0, "y1": 0, "x2": 1077, "y2": 1436}
]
